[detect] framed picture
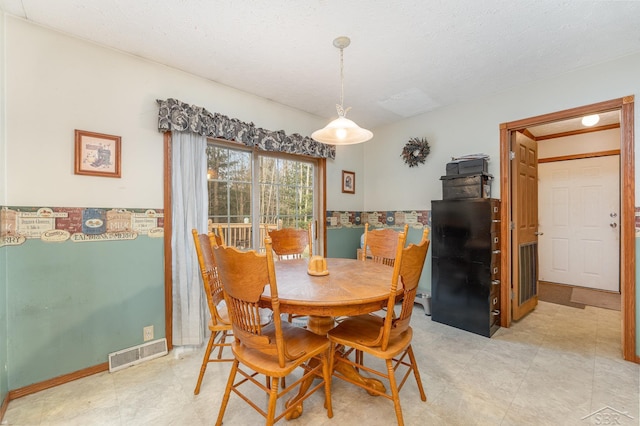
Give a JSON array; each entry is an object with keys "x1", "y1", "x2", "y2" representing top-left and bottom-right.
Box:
[
  {"x1": 74, "y1": 129, "x2": 121, "y2": 178},
  {"x1": 342, "y1": 170, "x2": 355, "y2": 194}
]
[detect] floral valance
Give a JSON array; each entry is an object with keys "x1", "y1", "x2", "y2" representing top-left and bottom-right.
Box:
[{"x1": 157, "y1": 98, "x2": 335, "y2": 159}]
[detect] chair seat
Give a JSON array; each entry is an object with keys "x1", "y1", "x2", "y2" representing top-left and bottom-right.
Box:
[
  {"x1": 233, "y1": 321, "x2": 330, "y2": 376},
  {"x1": 327, "y1": 315, "x2": 412, "y2": 359},
  {"x1": 208, "y1": 318, "x2": 232, "y2": 332}
]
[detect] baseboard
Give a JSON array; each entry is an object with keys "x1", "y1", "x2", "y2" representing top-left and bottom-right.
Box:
[
  {"x1": 8, "y1": 362, "x2": 109, "y2": 400},
  {"x1": 1, "y1": 392, "x2": 9, "y2": 424}
]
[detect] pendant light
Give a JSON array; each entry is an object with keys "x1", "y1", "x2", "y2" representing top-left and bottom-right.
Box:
[
  {"x1": 311, "y1": 36, "x2": 373, "y2": 145},
  {"x1": 581, "y1": 114, "x2": 600, "y2": 127}
]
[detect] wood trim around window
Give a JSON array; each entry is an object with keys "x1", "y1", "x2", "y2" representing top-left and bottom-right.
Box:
[
  {"x1": 319, "y1": 158, "x2": 327, "y2": 257},
  {"x1": 163, "y1": 131, "x2": 173, "y2": 350}
]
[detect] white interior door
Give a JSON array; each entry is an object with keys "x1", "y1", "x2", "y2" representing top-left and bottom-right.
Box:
[{"x1": 538, "y1": 155, "x2": 620, "y2": 292}]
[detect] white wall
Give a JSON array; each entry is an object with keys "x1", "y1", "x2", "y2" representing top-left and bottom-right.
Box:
[
  {"x1": 0, "y1": 10, "x2": 8, "y2": 407},
  {"x1": 364, "y1": 53, "x2": 640, "y2": 210},
  {"x1": 538, "y1": 128, "x2": 620, "y2": 159},
  {"x1": 1, "y1": 11, "x2": 6, "y2": 204},
  {"x1": 5, "y1": 17, "x2": 336, "y2": 209},
  {"x1": 325, "y1": 144, "x2": 365, "y2": 211}
]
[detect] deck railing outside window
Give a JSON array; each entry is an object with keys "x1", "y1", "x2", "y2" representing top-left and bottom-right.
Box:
[{"x1": 208, "y1": 222, "x2": 278, "y2": 251}]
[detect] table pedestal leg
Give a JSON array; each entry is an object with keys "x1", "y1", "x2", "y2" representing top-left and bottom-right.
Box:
[
  {"x1": 333, "y1": 352, "x2": 386, "y2": 395},
  {"x1": 306, "y1": 315, "x2": 335, "y2": 335},
  {"x1": 284, "y1": 315, "x2": 385, "y2": 420}
]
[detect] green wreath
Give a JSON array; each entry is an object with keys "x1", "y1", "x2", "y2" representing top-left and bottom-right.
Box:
[{"x1": 401, "y1": 137, "x2": 430, "y2": 167}]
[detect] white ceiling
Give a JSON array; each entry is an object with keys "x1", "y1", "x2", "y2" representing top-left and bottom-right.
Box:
[{"x1": 2, "y1": 0, "x2": 640, "y2": 130}]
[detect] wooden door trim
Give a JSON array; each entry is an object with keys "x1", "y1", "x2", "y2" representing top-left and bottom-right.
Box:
[
  {"x1": 499, "y1": 124, "x2": 512, "y2": 326},
  {"x1": 620, "y1": 97, "x2": 637, "y2": 362},
  {"x1": 499, "y1": 96, "x2": 637, "y2": 363},
  {"x1": 535, "y1": 123, "x2": 620, "y2": 141},
  {"x1": 163, "y1": 131, "x2": 173, "y2": 350},
  {"x1": 538, "y1": 149, "x2": 620, "y2": 164}
]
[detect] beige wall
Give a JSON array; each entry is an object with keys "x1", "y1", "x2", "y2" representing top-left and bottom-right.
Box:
[
  {"x1": 364, "y1": 54, "x2": 640, "y2": 211},
  {"x1": 4, "y1": 16, "x2": 366, "y2": 210}
]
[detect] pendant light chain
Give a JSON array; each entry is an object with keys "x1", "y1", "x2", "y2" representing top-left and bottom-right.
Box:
[{"x1": 339, "y1": 46, "x2": 345, "y2": 112}]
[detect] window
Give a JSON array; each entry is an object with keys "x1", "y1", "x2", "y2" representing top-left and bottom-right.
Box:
[
  {"x1": 207, "y1": 140, "x2": 322, "y2": 253},
  {"x1": 259, "y1": 156, "x2": 314, "y2": 229}
]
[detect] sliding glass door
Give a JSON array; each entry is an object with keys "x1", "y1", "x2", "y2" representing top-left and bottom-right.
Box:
[{"x1": 206, "y1": 140, "x2": 321, "y2": 253}]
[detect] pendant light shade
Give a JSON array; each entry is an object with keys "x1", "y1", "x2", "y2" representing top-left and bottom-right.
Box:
[
  {"x1": 312, "y1": 36, "x2": 373, "y2": 145},
  {"x1": 311, "y1": 116, "x2": 373, "y2": 145}
]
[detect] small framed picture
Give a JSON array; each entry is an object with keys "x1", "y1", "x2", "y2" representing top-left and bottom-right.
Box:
[
  {"x1": 342, "y1": 170, "x2": 355, "y2": 194},
  {"x1": 74, "y1": 129, "x2": 121, "y2": 178}
]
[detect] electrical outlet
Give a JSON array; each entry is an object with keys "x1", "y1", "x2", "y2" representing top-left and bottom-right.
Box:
[{"x1": 143, "y1": 325, "x2": 154, "y2": 342}]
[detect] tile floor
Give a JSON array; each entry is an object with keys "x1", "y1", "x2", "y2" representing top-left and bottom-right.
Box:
[{"x1": 4, "y1": 301, "x2": 639, "y2": 425}]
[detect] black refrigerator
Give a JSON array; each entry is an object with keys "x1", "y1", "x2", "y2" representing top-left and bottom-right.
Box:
[{"x1": 431, "y1": 199, "x2": 501, "y2": 337}]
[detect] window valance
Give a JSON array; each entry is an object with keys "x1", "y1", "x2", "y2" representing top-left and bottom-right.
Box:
[{"x1": 157, "y1": 98, "x2": 335, "y2": 159}]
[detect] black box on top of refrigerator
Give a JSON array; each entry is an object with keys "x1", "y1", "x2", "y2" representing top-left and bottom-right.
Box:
[
  {"x1": 440, "y1": 173, "x2": 492, "y2": 200},
  {"x1": 445, "y1": 158, "x2": 488, "y2": 176}
]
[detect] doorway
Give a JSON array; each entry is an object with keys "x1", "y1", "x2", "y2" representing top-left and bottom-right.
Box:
[
  {"x1": 499, "y1": 96, "x2": 637, "y2": 362},
  {"x1": 538, "y1": 154, "x2": 620, "y2": 292}
]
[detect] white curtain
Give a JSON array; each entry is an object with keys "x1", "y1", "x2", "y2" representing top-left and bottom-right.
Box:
[{"x1": 171, "y1": 131, "x2": 208, "y2": 346}]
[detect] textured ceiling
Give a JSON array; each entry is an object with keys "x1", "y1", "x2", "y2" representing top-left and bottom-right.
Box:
[{"x1": 2, "y1": 0, "x2": 640, "y2": 130}]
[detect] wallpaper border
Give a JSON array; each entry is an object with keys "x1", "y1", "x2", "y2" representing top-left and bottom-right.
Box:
[
  {"x1": 1, "y1": 206, "x2": 164, "y2": 247},
  {"x1": 327, "y1": 210, "x2": 431, "y2": 230}
]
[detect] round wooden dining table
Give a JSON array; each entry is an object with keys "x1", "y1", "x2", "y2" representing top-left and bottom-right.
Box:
[
  {"x1": 262, "y1": 257, "x2": 397, "y2": 420},
  {"x1": 264, "y1": 257, "x2": 396, "y2": 334}
]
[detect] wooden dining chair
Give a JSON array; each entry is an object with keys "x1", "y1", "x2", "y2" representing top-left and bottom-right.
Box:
[
  {"x1": 268, "y1": 222, "x2": 313, "y2": 260},
  {"x1": 328, "y1": 230, "x2": 430, "y2": 426},
  {"x1": 212, "y1": 236, "x2": 333, "y2": 426},
  {"x1": 361, "y1": 223, "x2": 409, "y2": 266},
  {"x1": 211, "y1": 224, "x2": 225, "y2": 247},
  {"x1": 418, "y1": 227, "x2": 430, "y2": 246},
  {"x1": 207, "y1": 220, "x2": 226, "y2": 246},
  {"x1": 191, "y1": 229, "x2": 234, "y2": 395},
  {"x1": 268, "y1": 223, "x2": 313, "y2": 324}
]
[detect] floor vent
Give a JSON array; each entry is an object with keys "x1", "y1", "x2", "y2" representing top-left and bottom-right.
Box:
[{"x1": 108, "y1": 338, "x2": 168, "y2": 373}]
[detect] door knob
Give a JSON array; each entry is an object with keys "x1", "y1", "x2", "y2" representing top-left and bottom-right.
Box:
[
  {"x1": 610, "y1": 212, "x2": 618, "y2": 218},
  {"x1": 534, "y1": 231, "x2": 544, "y2": 236},
  {"x1": 610, "y1": 223, "x2": 618, "y2": 228}
]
